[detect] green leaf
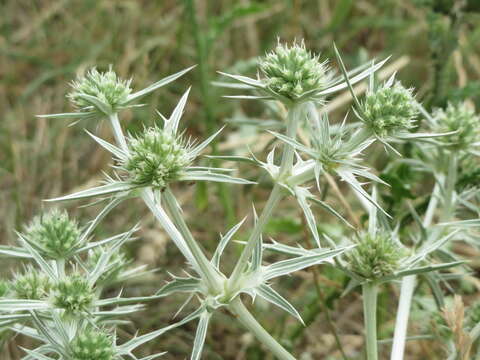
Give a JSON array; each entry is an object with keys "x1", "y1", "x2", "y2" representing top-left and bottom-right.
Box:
[
  {"x1": 191, "y1": 311, "x2": 211, "y2": 360},
  {"x1": 254, "y1": 284, "x2": 304, "y2": 324},
  {"x1": 46, "y1": 181, "x2": 136, "y2": 202},
  {"x1": 156, "y1": 276, "x2": 203, "y2": 297}
]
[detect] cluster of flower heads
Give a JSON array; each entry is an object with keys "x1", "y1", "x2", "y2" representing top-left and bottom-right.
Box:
[
  {"x1": 23, "y1": 209, "x2": 83, "y2": 259},
  {"x1": 68, "y1": 67, "x2": 132, "y2": 112},
  {"x1": 360, "y1": 81, "x2": 418, "y2": 138},
  {"x1": 344, "y1": 232, "x2": 407, "y2": 280},
  {"x1": 123, "y1": 126, "x2": 191, "y2": 189},
  {"x1": 259, "y1": 40, "x2": 328, "y2": 100},
  {"x1": 432, "y1": 102, "x2": 479, "y2": 150}
]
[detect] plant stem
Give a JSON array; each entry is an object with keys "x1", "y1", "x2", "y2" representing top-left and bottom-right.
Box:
[
  {"x1": 162, "y1": 187, "x2": 223, "y2": 292},
  {"x1": 228, "y1": 104, "x2": 302, "y2": 290},
  {"x1": 363, "y1": 282, "x2": 378, "y2": 360},
  {"x1": 228, "y1": 297, "x2": 296, "y2": 360}
]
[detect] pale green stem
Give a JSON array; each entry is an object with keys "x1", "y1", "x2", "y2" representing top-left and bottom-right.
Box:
[
  {"x1": 55, "y1": 259, "x2": 65, "y2": 278},
  {"x1": 390, "y1": 153, "x2": 457, "y2": 360},
  {"x1": 228, "y1": 297, "x2": 296, "y2": 360},
  {"x1": 363, "y1": 282, "x2": 378, "y2": 360},
  {"x1": 228, "y1": 104, "x2": 302, "y2": 291},
  {"x1": 162, "y1": 187, "x2": 223, "y2": 293}
]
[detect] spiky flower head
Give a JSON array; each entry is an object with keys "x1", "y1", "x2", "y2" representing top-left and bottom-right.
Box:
[
  {"x1": 123, "y1": 126, "x2": 191, "y2": 189},
  {"x1": 52, "y1": 275, "x2": 94, "y2": 314},
  {"x1": 23, "y1": 209, "x2": 82, "y2": 260},
  {"x1": 68, "y1": 67, "x2": 132, "y2": 114},
  {"x1": 360, "y1": 81, "x2": 418, "y2": 138},
  {"x1": 432, "y1": 102, "x2": 479, "y2": 150},
  {"x1": 12, "y1": 268, "x2": 51, "y2": 300},
  {"x1": 344, "y1": 232, "x2": 407, "y2": 281},
  {"x1": 87, "y1": 247, "x2": 130, "y2": 284},
  {"x1": 70, "y1": 327, "x2": 116, "y2": 360},
  {"x1": 259, "y1": 40, "x2": 327, "y2": 101}
]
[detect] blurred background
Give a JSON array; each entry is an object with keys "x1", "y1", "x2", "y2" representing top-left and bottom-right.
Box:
[{"x1": 1, "y1": 0, "x2": 480, "y2": 359}]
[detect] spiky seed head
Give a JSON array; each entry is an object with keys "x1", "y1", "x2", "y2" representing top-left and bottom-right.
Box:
[
  {"x1": 361, "y1": 82, "x2": 418, "y2": 138},
  {"x1": 68, "y1": 67, "x2": 132, "y2": 113},
  {"x1": 432, "y1": 102, "x2": 479, "y2": 150},
  {"x1": 70, "y1": 327, "x2": 116, "y2": 360},
  {"x1": 24, "y1": 209, "x2": 82, "y2": 260},
  {"x1": 12, "y1": 268, "x2": 51, "y2": 300},
  {"x1": 344, "y1": 232, "x2": 407, "y2": 281},
  {"x1": 87, "y1": 247, "x2": 129, "y2": 284},
  {"x1": 52, "y1": 275, "x2": 94, "y2": 314},
  {"x1": 456, "y1": 158, "x2": 480, "y2": 191},
  {"x1": 259, "y1": 40, "x2": 327, "y2": 100},
  {"x1": 123, "y1": 126, "x2": 190, "y2": 189}
]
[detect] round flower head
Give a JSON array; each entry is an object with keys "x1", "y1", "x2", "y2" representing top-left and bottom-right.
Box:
[
  {"x1": 12, "y1": 267, "x2": 51, "y2": 300},
  {"x1": 344, "y1": 232, "x2": 407, "y2": 281},
  {"x1": 52, "y1": 275, "x2": 94, "y2": 314},
  {"x1": 360, "y1": 81, "x2": 418, "y2": 138},
  {"x1": 432, "y1": 102, "x2": 479, "y2": 150},
  {"x1": 68, "y1": 67, "x2": 132, "y2": 114},
  {"x1": 259, "y1": 40, "x2": 327, "y2": 101},
  {"x1": 24, "y1": 209, "x2": 82, "y2": 260},
  {"x1": 123, "y1": 126, "x2": 191, "y2": 189},
  {"x1": 87, "y1": 247, "x2": 129, "y2": 285},
  {"x1": 70, "y1": 327, "x2": 116, "y2": 360}
]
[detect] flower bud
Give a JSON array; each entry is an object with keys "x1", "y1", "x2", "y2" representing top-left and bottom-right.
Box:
[
  {"x1": 361, "y1": 82, "x2": 417, "y2": 138},
  {"x1": 432, "y1": 102, "x2": 479, "y2": 150},
  {"x1": 123, "y1": 127, "x2": 190, "y2": 189},
  {"x1": 259, "y1": 40, "x2": 327, "y2": 100},
  {"x1": 24, "y1": 209, "x2": 82, "y2": 260},
  {"x1": 344, "y1": 232, "x2": 406, "y2": 280},
  {"x1": 12, "y1": 268, "x2": 51, "y2": 300},
  {"x1": 70, "y1": 327, "x2": 116, "y2": 360},
  {"x1": 52, "y1": 275, "x2": 94, "y2": 314},
  {"x1": 68, "y1": 67, "x2": 131, "y2": 113}
]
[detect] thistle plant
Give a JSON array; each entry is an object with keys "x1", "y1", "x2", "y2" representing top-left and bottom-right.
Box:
[{"x1": 2, "y1": 38, "x2": 477, "y2": 360}]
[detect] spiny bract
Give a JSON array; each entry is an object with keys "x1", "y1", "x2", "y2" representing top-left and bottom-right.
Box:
[
  {"x1": 259, "y1": 40, "x2": 327, "y2": 100},
  {"x1": 87, "y1": 247, "x2": 129, "y2": 284},
  {"x1": 344, "y1": 232, "x2": 406, "y2": 280},
  {"x1": 68, "y1": 67, "x2": 132, "y2": 112},
  {"x1": 12, "y1": 268, "x2": 51, "y2": 300},
  {"x1": 432, "y1": 102, "x2": 479, "y2": 150},
  {"x1": 24, "y1": 209, "x2": 82, "y2": 260},
  {"x1": 361, "y1": 81, "x2": 417, "y2": 138},
  {"x1": 52, "y1": 275, "x2": 94, "y2": 314},
  {"x1": 123, "y1": 126, "x2": 190, "y2": 189},
  {"x1": 70, "y1": 327, "x2": 116, "y2": 360}
]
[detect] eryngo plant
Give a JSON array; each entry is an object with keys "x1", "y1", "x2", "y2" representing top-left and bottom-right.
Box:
[{"x1": 3, "y1": 38, "x2": 476, "y2": 360}]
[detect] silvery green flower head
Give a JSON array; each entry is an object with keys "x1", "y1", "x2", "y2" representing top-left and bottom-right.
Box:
[
  {"x1": 431, "y1": 102, "x2": 479, "y2": 151},
  {"x1": 357, "y1": 77, "x2": 418, "y2": 139},
  {"x1": 219, "y1": 41, "x2": 389, "y2": 107},
  {"x1": 52, "y1": 274, "x2": 95, "y2": 314},
  {"x1": 12, "y1": 267, "x2": 51, "y2": 300},
  {"x1": 38, "y1": 65, "x2": 195, "y2": 120},
  {"x1": 123, "y1": 125, "x2": 191, "y2": 189},
  {"x1": 259, "y1": 40, "x2": 328, "y2": 103},
  {"x1": 343, "y1": 231, "x2": 407, "y2": 281},
  {"x1": 69, "y1": 327, "x2": 116, "y2": 360},
  {"x1": 23, "y1": 209, "x2": 83, "y2": 260},
  {"x1": 67, "y1": 67, "x2": 132, "y2": 115}
]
